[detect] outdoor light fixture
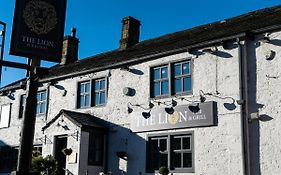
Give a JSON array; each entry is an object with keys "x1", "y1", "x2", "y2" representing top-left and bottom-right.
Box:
[
  {"x1": 260, "y1": 33, "x2": 271, "y2": 43},
  {"x1": 142, "y1": 110, "x2": 151, "y2": 119},
  {"x1": 202, "y1": 46, "x2": 218, "y2": 54},
  {"x1": 120, "y1": 66, "x2": 132, "y2": 72},
  {"x1": 200, "y1": 90, "x2": 239, "y2": 110},
  {"x1": 164, "y1": 99, "x2": 177, "y2": 114},
  {"x1": 188, "y1": 103, "x2": 200, "y2": 113},
  {"x1": 127, "y1": 102, "x2": 153, "y2": 115}
]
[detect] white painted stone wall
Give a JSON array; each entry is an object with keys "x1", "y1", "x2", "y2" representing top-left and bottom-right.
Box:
[
  {"x1": 1, "y1": 30, "x2": 281, "y2": 175},
  {"x1": 249, "y1": 31, "x2": 281, "y2": 175}
]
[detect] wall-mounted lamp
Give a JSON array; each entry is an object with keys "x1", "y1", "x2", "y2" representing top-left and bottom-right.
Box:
[
  {"x1": 142, "y1": 110, "x2": 151, "y2": 119},
  {"x1": 164, "y1": 99, "x2": 177, "y2": 114},
  {"x1": 260, "y1": 33, "x2": 271, "y2": 43},
  {"x1": 120, "y1": 66, "x2": 132, "y2": 72},
  {"x1": 249, "y1": 112, "x2": 260, "y2": 121},
  {"x1": 56, "y1": 117, "x2": 69, "y2": 130},
  {"x1": 202, "y1": 46, "x2": 218, "y2": 54},
  {"x1": 188, "y1": 103, "x2": 200, "y2": 113},
  {"x1": 127, "y1": 102, "x2": 153, "y2": 116},
  {"x1": 200, "y1": 90, "x2": 239, "y2": 110}
]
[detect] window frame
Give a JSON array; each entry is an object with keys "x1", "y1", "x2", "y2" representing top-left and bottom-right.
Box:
[
  {"x1": 146, "y1": 131, "x2": 194, "y2": 173},
  {"x1": 18, "y1": 94, "x2": 26, "y2": 119},
  {"x1": 172, "y1": 61, "x2": 192, "y2": 95},
  {"x1": 150, "y1": 58, "x2": 193, "y2": 99},
  {"x1": 77, "y1": 80, "x2": 91, "y2": 109},
  {"x1": 36, "y1": 90, "x2": 48, "y2": 115},
  {"x1": 77, "y1": 77, "x2": 108, "y2": 109},
  {"x1": 88, "y1": 131, "x2": 105, "y2": 166},
  {"x1": 93, "y1": 78, "x2": 107, "y2": 106}
]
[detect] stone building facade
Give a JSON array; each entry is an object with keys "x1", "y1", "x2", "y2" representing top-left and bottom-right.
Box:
[{"x1": 1, "y1": 5, "x2": 281, "y2": 175}]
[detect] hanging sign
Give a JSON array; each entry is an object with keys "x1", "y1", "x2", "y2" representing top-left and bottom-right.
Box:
[
  {"x1": 10, "y1": 0, "x2": 67, "y2": 62},
  {"x1": 130, "y1": 101, "x2": 217, "y2": 132}
]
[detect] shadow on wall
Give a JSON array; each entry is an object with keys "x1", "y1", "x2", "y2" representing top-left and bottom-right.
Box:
[
  {"x1": 247, "y1": 39, "x2": 276, "y2": 175},
  {"x1": 0, "y1": 140, "x2": 18, "y2": 174},
  {"x1": 105, "y1": 123, "x2": 147, "y2": 175}
]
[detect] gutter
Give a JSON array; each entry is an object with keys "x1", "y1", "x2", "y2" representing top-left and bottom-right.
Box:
[{"x1": 237, "y1": 38, "x2": 251, "y2": 175}]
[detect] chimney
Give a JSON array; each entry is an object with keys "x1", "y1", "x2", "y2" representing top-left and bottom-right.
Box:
[
  {"x1": 61, "y1": 28, "x2": 79, "y2": 65},
  {"x1": 119, "y1": 16, "x2": 141, "y2": 50}
]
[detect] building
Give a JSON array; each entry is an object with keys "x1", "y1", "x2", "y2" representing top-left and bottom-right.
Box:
[{"x1": 1, "y1": 5, "x2": 281, "y2": 175}]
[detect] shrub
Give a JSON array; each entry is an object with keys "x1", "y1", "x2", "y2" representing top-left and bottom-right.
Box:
[{"x1": 31, "y1": 154, "x2": 59, "y2": 175}]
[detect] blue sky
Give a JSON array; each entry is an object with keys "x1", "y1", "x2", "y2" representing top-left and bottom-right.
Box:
[{"x1": 0, "y1": 0, "x2": 280, "y2": 87}]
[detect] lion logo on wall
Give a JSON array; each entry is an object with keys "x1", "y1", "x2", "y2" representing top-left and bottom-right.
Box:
[{"x1": 23, "y1": 0, "x2": 58, "y2": 35}]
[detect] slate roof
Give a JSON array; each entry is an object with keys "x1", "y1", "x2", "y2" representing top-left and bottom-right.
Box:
[
  {"x1": 41, "y1": 5, "x2": 281, "y2": 80},
  {"x1": 42, "y1": 109, "x2": 108, "y2": 131}
]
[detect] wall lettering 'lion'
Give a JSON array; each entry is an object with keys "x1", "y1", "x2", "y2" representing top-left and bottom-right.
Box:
[{"x1": 23, "y1": 0, "x2": 58, "y2": 35}]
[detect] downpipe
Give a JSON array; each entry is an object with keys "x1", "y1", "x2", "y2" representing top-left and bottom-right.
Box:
[{"x1": 237, "y1": 38, "x2": 251, "y2": 175}]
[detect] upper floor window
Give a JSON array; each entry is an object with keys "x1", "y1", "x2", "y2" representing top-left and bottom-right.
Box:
[
  {"x1": 151, "y1": 60, "x2": 192, "y2": 98},
  {"x1": 152, "y1": 66, "x2": 169, "y2": 97},
  {"x1": 94, "y1": 78, "x2": 106, "y2": 106},
  {"x1": 77, "y1": 78, "x2": 107, "y2": 109},
  {"x1": 19, "y1": 94, "x2": 26, "y2": 119},
  {"x1": 173, "y1": 62, "x2": 191, "y2": 95},
  {"x1": 0, "y1": 104, "x2": 11, "y2": 128},
  {"x1": 37, "y1": 91, "x2": 47, "y2": 115},
  {"x1": 78, "y1": 81, "x2": 91, "y2": 108}
]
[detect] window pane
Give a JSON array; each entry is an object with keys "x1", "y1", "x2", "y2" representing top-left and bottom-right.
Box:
[
  {"x1": 85, "y1": 95, "x2": 90, "y2": 107},
  {"x1": 154, "y1": 68, "x2": 160, "y2": 80},
  {"x1": 80, "y1": 83, "x2": 85, "y2": 92},
  {"x1": 174, "y1": 153, "x2": 182, "y2": 168},
  {"x1": 174, "y1": 78, "x2": 182, "y2": 94},
  {"x1": 80, "y1": 96, "x2": 85, "y2": 107},
  {"x1": 85, "y1": 82, "x2": 90, "y2": 92},
  {"x1": 182, "y1": 63, "x2": 190, "y2": 75},
  {"x1": 154, "y1": 82, "x2": 160, "y2": 96},
  {"x1": 159, "y1": 139, "x2": 167, "y2": 152},
  {"x1": 159, "y1": 154, "x2": 168, "y2": 167},
  {"x1": 41, "y1": 92, "x2": 46, "y2": 100},
  {"x1": 100, "y1": 80, "x2": 106, "y2": 89},
  {"x1": 183, "y1": 137, "x2": 191, "y2": 150},
  {"x1": 174, "y1": 64, "x2": 181, "y2": 76},
  {"x1": 174, "y1": 137, "x2": 181, "y2": 150},
  {"x1": 183, "y1": 153, "x2": 192, "y2": 168},
  {"x1": 95, "y1": 93, "x2": 100, "y2": 105},
  {"x1": 95, "y1": 81, "x2": 100, "y2": 90},
  {"x1": 41, "y1": 103, "x2": 46, "y2": 113},
  {"x1": 183, "y1": 77, "x2": 192, "y2": 92},
  {"x1": 100, "y1": 92, "x2": 106, "y2": 104},
  {"x1": 151, "y1": 153, "x2": 159, "y2": 169},
  {"x1": 162, "y1": 81, "x2": 169, "y2": 95},
  {"x1": 151, "y1": 139, "x2": 158, "y2": 152},
  {"x1": 161, "y1": 67, "x2": 168, "y2": 78},
  {"x1": 37, "y1": 94, "x2": 40, "y2": 101},
  {"x1": 37, "y1": 104, "x2": 40, "y2": 114}
]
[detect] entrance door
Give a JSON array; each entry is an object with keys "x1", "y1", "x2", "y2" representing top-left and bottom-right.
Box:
[{"x1": 54, "y1": 135, "x2": 67, "y2": 175}]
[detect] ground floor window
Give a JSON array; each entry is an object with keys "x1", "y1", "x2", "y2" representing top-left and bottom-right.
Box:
[
  {"x1": 0, "y1": 146, "x2": 18, "y2": 173},
  {"x1": 88, "y1": 131, "x2": 105, "y2": 166},
  {"x1": 147, "y1": 131, "x2": 194, "y2": 173}
]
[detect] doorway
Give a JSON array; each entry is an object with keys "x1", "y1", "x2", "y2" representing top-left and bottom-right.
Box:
[{"x1": 54, "y1": 135, "x2": 67, "y2": 175}]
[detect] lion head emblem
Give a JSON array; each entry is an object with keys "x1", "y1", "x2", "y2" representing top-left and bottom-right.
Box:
[{"x1": 23, "y1": 0, "x2": 58, "y2": 35}]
